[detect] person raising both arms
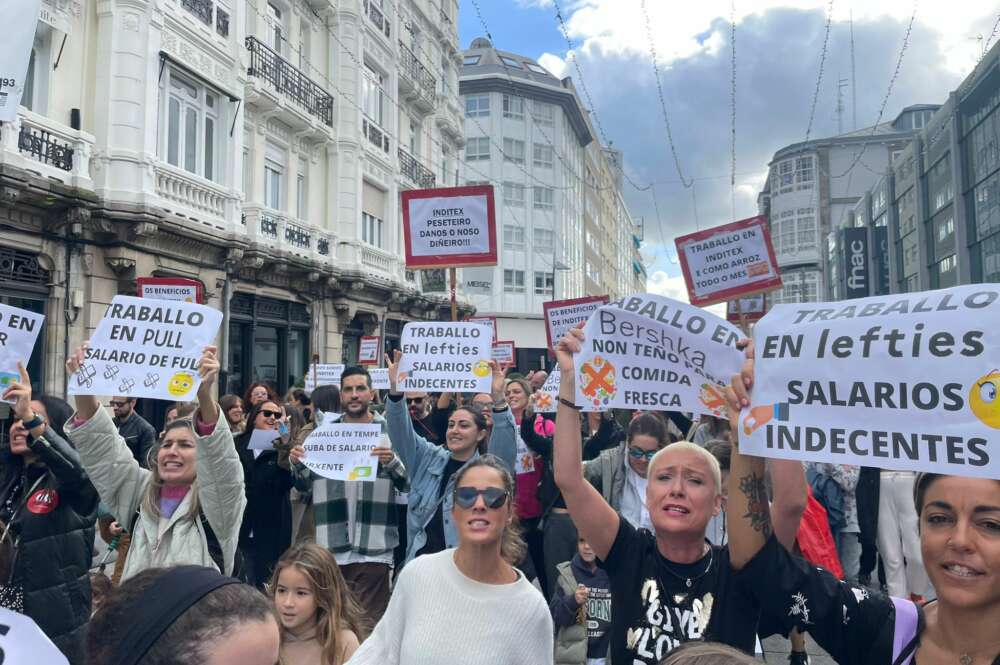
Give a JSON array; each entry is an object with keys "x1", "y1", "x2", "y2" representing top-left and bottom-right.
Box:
[
  {"x1": 383, "y1": 352, "x2": 516, "y2": 562},
  {"x1": 721, "y1": 342, "x2": 1000, "y2": 665},
  {"x1": 552, "y1": 328, "x2": 807, "y2": 663},
  {"x1": 346, "y1": 455, "x2": 553, "y2": 665},
  {"x1": 65, "y1": 343, "x2": 246, "y2": 579}
]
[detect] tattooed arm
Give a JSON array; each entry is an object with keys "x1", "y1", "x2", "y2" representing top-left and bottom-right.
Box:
[{"x1": 724, "y1": 339, "x2": 772, "y2": 569}]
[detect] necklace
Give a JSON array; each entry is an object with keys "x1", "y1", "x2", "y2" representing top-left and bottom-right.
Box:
[
  {"x1": 657, "y1": 545, "x2": 714, "y2": 589},
  {"x1": 959, "y1": 656, "x2": 972, "y2": 665}
]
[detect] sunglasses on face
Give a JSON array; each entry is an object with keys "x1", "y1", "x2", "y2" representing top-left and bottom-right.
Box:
[
  {"x1": 109, "y1": 401, "x2": 127, "y2": 408},
  {"x1": 473, "y1": 401, "x2": 494, "y2": 410},
  {"x1": 406, "y1": 398, "x2": 425, "y2": 405},
  {"x1": 454, "y1": 486, "x2": 509, "y2": 510},
  {"x1": 628, "y1": 447, "x2": 657, "y2": 462},
  {"x1": 260, "y1": 409, "x2": 282, "y2": 419}
]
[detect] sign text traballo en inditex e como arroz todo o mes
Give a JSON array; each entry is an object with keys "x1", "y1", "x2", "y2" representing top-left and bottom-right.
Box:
[{"x1": 741, "y1": 285, "x2": 1000, "y2": 479}]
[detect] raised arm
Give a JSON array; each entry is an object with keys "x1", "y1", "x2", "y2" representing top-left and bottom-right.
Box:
[
  {"x1": 770, "y1": 458, "x2": 808, "y2": 550},
  {"x1": 384, "y1": 349, "x2": 443, "y2": 481},
  {"x1": 552, "y1": 329, "x2": 619, "y2": 561}
]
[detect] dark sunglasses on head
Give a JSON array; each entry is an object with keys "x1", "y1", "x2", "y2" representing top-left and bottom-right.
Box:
[
  {"x1": 454, "y1": 486, "x2": 509, "y2": 510},
  {"x1": 260, "y1": 409, "x2": 282, "y2": 419},
  {"x1": 628, "y1": 447, "x2": 657, "y2": 462}
]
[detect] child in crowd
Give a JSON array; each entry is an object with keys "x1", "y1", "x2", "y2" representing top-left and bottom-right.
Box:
[
  {"x1": 550, "y1": 537, "x2": 612, "y2": 665},
  {"x1": 270, "y1": 543, "x2": 366, "y2": 665}
]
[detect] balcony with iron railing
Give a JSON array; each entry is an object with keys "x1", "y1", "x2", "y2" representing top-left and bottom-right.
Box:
[
  {"x1": 0, "y1": 109, "x2": 94, "y2": 191},
  {"x1": 398, "y1": 41, "x2": 437, "y2": 112},
  {"x1": 242, "y1": 205, "x2": 335, "y2": 266},
  {"x1": 398, "y1": 148, "x2": 436, "y2": 189},
  {"x1": 363, "y1": 0, "x2": 391, "y2": 40},
  {"x1": 176, "y1": 0, "x2": 229, "y2": 37},
  {"x1": 245, "y1": 36, "x2": 334, "y2": 128}
]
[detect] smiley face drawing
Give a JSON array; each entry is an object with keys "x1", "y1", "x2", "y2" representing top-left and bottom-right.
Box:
[
  {"x1": 167, "y1": 372, "x2": 195, "y2": 397},
  {"x1": 969, "y1": 370, "x2": 1000, "y2": 429},
  {"x1": 472, "y1": 360, "x2": 491, "y2": 378}
]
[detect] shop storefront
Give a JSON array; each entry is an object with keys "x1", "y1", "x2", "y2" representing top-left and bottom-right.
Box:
[{"x1": 227, "y1": 293, "x2": 311, "y2": 397}]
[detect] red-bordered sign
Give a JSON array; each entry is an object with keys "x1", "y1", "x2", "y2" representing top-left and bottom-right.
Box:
[
  {"x1": 491, "y1": 340, "x2": 516, "y2": 367},
  {"x1": 401, "y1": 185, "x2": 498, "y2": 269},
  {"x1": 543, "y1": 295, "x2": 610, "y2": 353},
  {"x1": 674, "y1": 216, "x2": 782, "y2": 307},
  {"x1": 358, "y1": 336, "x2": 381, "y2": 365},
  {"x1": 464, "y1": 315, "x2": 498, "y2": 343},
  {"x1": 726, "y1": 294, "x2": 767, "y2": 323},
  {"x1": 136, "y1": 277, "x2": 204, "y2": 304}
]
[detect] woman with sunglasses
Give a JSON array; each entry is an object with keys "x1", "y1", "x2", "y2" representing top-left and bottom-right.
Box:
[
  {"x1": 382, "y1": 351, "x2": 518, "y2": 564},
  {"x1": 346, "y1": 455, "x2": 553, "y2": 665},
  {"x1": 234, "y1": 400, "x2": 295, "y2": 586}
]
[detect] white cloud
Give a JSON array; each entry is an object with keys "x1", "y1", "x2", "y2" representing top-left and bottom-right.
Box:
[
  {"x1": 646, "y1": 270, "x2": 726, "y2": 318},
  {"x1": 537, "y1": 52, "x2": 569, "y2": 77}
]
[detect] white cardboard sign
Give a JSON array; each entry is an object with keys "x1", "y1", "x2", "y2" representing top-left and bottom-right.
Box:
[
  {"x1": 300, "y1": 422, "x2": 383, "y2": 481},
  {"x1": 0, "y1": 0, "x2": 41, "y2": 121},
  {"x1": 534, "y1": 367, "x2": 561, "y2": 413},
  {"x1": 740, "y1": 285, "x2": 1000, "y2": 479},
  {"x1": 398, "y1": 322, "x2": 492, "y2": 393},
  {"x1": 0, "y1": 606, "x2": 69, "y2": 665},
  {"x1": 369, "y1": 368, "x2": 390, "y2": 390},
  {"x1": 573, "y1": 293, "x2": 744, "y2": 415},
  {"x1": 247, "y1": 428, "x2": 280, "y2": 451},
  {"x1": 69, "y1": 296, "x2": 222, "y2": 401},
  {"x1": 406, "y1": 195, "x2": 491, "y2": 258},
  {"x1": 304, "y1": 364, "x2": 345, "y2": 393},
  {"x1": 358, "y1": 336, "x2": 381, "y2": 365},
  {"x1": 0, "y1": 303, "x2": 44, "y2": 402},
  {"x1": 544, "y1": 296, "x2": 609, "y2": 353},
  {"x1": 491, "y1": 341, "x2": 515, "y2": 366}
]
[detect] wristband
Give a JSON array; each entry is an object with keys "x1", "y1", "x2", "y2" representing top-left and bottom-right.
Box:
[
  {"x1": 558, "y1": 397, "x2": 581, "y2": 411},
  {"x1": 492, "y1": 399, "x2": 509, "y2": 412},
  {"x1": 23, "y1": 413, "x2": 45, "y2": 430}
]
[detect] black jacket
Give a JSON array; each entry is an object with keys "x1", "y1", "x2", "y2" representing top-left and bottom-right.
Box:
[
  {"x1": 234, "y1": 430, "x2": 293, "y2": 586},
  {"x1": 0, "y1": 427, "x2": 99, "y2": 665},
  {"x1": 114, "y1": 412, "x2": 157, "y2": 468}
]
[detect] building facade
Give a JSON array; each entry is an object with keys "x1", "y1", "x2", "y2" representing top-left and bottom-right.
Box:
[
  {"x1": 458, "y1": 38, "x2": 644, "y2": 370},
  {"x1": 0, "y1": 0, "x2": 468, "y2": 423},
  {"x1": 824, "y1": 39, "x2": 1000, "y2": 302},
  {"x1": 757, "y1": 105, "x2": 937, "y2": 306}
]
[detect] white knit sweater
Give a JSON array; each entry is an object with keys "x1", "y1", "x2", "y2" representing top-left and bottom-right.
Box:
[{"x1": 346, "y1": 549, "x2": 554, "y2": 665}]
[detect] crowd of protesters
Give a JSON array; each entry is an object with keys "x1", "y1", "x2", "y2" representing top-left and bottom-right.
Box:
[{"x1": 0, "y1": 328, "x2": 996, "y2": 665}]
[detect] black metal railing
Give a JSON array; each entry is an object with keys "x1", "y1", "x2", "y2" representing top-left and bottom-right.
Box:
[
  {"x1": 363, "y1": 0, "x2": 391, "y2": 38},
  {"x1": 285, "y1": 222, "x2": 312, "y2": 249},
  {"x1": 398, "y1": 148, "x2": 436, "y2": 188},
  {"x1": 399, "y1": 41, "x2": 436, "y2": 102},
  {"x1": 246, "y1": 36, "x2": 334, "y2": 127},
  {"x1": 216, "y1": 8, "x2": 229, "y2": 37},
  {"x1": 18, "y1": 125, "x2": 74, "y2": 172},
  {"x1": 181, "y1": 0, "x2": 213, "y2": 25},
  {"x1": 317, "y1": 238, "x2": 330, "y2": 256},
  {"x1": 260, "y1": 215, "x2": 278, "y2": 239},
  {"x1": 362, "y1": 118, "x2": 390, "y2": 153}
]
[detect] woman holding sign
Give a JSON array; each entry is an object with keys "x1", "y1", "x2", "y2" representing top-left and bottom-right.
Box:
[
  {"x1": 383, "y1": 351, "x2": 518, "y2": 564},
  {"x1": 65, "y1": 344, "x2": 246, "y2": 580},
  {"x1": 720, "y1": 343, "x2": 1000, "y2": 665}
]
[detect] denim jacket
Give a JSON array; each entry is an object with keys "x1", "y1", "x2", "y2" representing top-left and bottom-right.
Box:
[{"x1": 384, "y1": 396, "x2": 517, "y2": 563}]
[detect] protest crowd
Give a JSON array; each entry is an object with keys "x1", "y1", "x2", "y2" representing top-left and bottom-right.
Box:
[{"x1": 0, "y1": 286, "x2": 998, "y2": 665}]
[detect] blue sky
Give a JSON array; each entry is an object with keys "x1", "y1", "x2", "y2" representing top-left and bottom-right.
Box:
[{"x1": 458, "y1": 0, "x2": 563, "y2": 56}]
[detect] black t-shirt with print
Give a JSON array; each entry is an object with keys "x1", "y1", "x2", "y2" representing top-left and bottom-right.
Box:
[{"x1": 600, "y1": 517, "x2": 760, "y2": 664}]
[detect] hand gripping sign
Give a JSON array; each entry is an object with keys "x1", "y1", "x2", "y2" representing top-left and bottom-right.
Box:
[
  {"x1": 740, "y1": 285, "x2": 1000, "y2": 479},
  {"x1": 397, "y1": 322, "x2": 492, "y2": 394},
  {"x1": 0, "y1": 303, "x2": 44, "y2": 404},
  {"x1": 572, "y1": 293, "x2": 744, "y2": 415},
  {"x1": 300, "y1": 422, "x2": 383, "y2": 482},
  {"x1": 68, "y1": 296, "x2": 222, "y2": 401}
]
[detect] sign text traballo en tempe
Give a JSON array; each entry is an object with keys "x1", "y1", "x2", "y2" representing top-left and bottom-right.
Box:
[
  {"x1": 401, "y1": 185, "x2": 497, "y2": 269},
  {"x1": 740, "y1": 285, "x2": 1000, "y2": 479}
]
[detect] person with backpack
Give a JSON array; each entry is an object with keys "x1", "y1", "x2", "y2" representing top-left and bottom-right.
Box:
[
  {"x1": 64, "y1": 344, "x2": 245, "y2": 580},
  {"x1": 807, "y1": 462, "x2": 861, "y2": 581}
]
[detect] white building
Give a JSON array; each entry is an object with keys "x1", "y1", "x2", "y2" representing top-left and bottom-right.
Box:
[
  {"x1": 0, "y1": 0, "x2": 466, "y2": 420},
  {"x1": 757, "y1": 105, "x2": 938, "y2": 305},
  {"x1": 458, "y1": 37, "x2": 644, "y2": 370}
]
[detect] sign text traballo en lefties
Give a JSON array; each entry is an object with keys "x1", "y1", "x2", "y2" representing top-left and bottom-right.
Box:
[
  {"x1": 401, "y1": 185, "x2": 498, "y2": 269},
  {"x1": 674, "y1": 216, "x2": 782, "y2": 307}
]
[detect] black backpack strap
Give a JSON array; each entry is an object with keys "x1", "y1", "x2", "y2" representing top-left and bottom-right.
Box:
[{"x1": 198, "y1": 508, "x2": 226, "y2": 574}]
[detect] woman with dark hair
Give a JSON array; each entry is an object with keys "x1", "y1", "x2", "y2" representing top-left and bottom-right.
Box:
[
  {"x1": 86, "y1": 565, "x2": 279, "y2": 665},
  {"x1": 721, "y1": 344, "x2": 1000, "y2": 665},
  {"x1": 234, "y1": 399, "x2": 294, "y2": 586},
  {"x1": 346, "y1": 455, "x2": 553, "y2": 664},
  {"x1": 244, "y1": 382, "x2": 279, "y2": 408},
  {"x1": 65, "y1": 344, "x2": 245, "y2": 579},
  {"x1": 1, "y1": 364, "x2": 99, "y2": 664},
  {"x1": 220, "y1": 394, "x2": 245, "y2": 434},
  {"x1": 383, "y1": 351, "x2": 517, "y2": 563}
]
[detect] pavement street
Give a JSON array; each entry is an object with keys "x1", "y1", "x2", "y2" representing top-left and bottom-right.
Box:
[{"x1": 762, "y1": 635, "x2": 836, "y2": 664}]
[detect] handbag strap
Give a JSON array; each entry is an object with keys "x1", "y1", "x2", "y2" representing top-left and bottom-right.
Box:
[{"x1": 891, "y1": 596, "x2": 920, "y2": 665}]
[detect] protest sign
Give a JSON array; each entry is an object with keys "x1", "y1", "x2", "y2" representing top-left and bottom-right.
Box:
[
  {"x1": 136, "y1": 277, "x2": 204, "y2": 304},
  {"x1": 398, "y1": 322, "x2": 492, "y2": 393},
  {"x1": 304, "y1": 364, "x2": 344, "y2": 393},
  {"x1": 369, "y1": 368, "x2": 390, "y2": 390},
  {"x1": 247, "y1": 428, "x2": 281, "y2": 451},
  {"x1": 740, "y1": 285, "x2": 1000, "y2": 479},
  {"x1": 491, "y1": 340, "x2": 515, "y2": 367},
  {"x1": 68, "y1": 296, "x2": 222, "y2": 401},
  {"x1": 726, "y1": 295, "x2": 766, "y2": 323},
  {"x1": 300, "y1": 422, "x2": 383, "y2": 481},
  {"x1": 358, "y1": 336, "x2": 381, "y2": 365},
  {"x1": 0, "y1": 303, "x2": 44, "y2": 401},
  {"x1": 674, "y1": 216, "x2": 782, "y2": 307},
  {"x1": 534, "y1": 367, "x2": 560, "y2": 413},
  {"x1": 572, "y1": 293, "x2": 744, "y2": 415},
  {"x1": 465, "y1": 315, "x2": 498, "y2": 343},
  {"x1": 0, "y1": 606, "x2": 69, "y2": 665},
  {"x1": 0, "y1": 0, "x2": 41, "y2": 121},
  {"x1": 544, "y1": 295, "x2": 609, "y2": 353},
  {"x1": 401, "y1": 185, "x2": 498, "y2": 268}
]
